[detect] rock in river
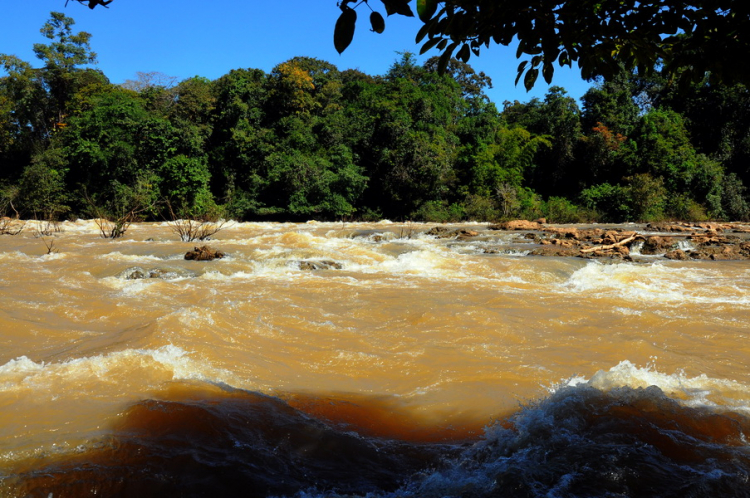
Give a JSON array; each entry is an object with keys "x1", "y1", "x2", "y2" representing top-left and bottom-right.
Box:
[{"x1": 185, "y1": 246, "x2": 225, "y2": 261}]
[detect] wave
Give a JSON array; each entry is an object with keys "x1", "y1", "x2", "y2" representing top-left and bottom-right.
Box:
[
  {"x1": 0, "y1": 345, "x2": 237, "y2": 394},
  {"x1": 4, "y1": 363, "x2": 750, "y2": 497}
]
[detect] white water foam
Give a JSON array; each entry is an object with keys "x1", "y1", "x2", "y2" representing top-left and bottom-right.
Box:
[
  {"x1": 563, "y1": 360, "x2": 750, "y2": 412},
  {"x1": 0, "y1": 345, "x2": 238, "y2": 392},
  {"x1": 564, "y1": 261, "x2": 750, "y2": 306},
  {"x1": 99, "y1": 251, "x2": 166, "y2": 263}
]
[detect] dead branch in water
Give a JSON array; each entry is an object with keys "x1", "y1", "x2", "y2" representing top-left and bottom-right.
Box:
[
  {"x1": 40, "y1": 237, "x2": 58, "y2": 255},
  {"x1": 580, "y1": 235, "x2": 639, "y2": 253}
]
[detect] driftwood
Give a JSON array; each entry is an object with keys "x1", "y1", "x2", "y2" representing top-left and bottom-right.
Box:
[{"x1": 580, "y1": 235, "x2": 639, "y2": 253}]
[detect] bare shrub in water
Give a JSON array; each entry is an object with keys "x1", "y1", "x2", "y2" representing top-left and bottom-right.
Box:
[
  {"x1": 85, "y1": 176, "x2": 158, "y2": 239},
  {"x1": 170, "y1": 218, "x2": 228, "y2": 242},
  {"x1": 165, "y1": 202, "x2": 227, "y2": 242},
  {"x1": 40, "y1": 236, "x2": 58, "y2": 255},
  {"x1": 92, "y1": 210, "x2": 142, "y2": 239},
  {"x1": 0, "y1": 218, "x2": 25, "y2": 235},
  {"x1": 33, "y1": 219, "x2": 64, "y2": 237},
  {"x1": 31, "y1": 221, "x2": 62, "y2": 254}
]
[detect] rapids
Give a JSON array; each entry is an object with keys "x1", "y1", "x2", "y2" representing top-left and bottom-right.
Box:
[{"x1": 1, "y1": 220, "x2": 749, "y2": 497}]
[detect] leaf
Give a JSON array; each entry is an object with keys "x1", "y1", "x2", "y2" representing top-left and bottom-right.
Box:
[
  {"x1": 456, "y1": 43, "x2": 470, "y2": 63},
  {"x1": 419, "y1": 37, "x2": 441, "y2": 55},
  {"x1": 380, "y1": 0, "x2": 414, "y2": 17},
  {"x1": 370, "y1": 12, "x2": 385, "y2": 33},
  {"x1": 437, "y1": 42, "x2": 458, "y2": 74},
  {"x1": 523, "y1": 68, "x2": 539, "y2": 91},
  {"x1": 542, "y1": 62, "x2": 554, "y2": 84},
  {"x1": 334, "y1": 8, "x2": 357, "y2": 54},
  {"x1": 415, "y1": 22, "x2": 430, "y2": 43},
  {"x1": 417, "y1": 0, "x2": 437, "y2": 22}
]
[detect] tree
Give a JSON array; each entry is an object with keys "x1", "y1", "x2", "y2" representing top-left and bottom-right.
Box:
[
  {"x1": 503, "y1": 87, "x2": 582, "y2": 196},
  {"x1": 32, "y1": 12, "x2": 97, "y2": 128},
  {"x1": 1, "y1": 12, "x2": 97, "y2": 146}
]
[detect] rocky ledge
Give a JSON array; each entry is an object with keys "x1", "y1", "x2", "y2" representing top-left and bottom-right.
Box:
[{"x1": 428, "y1": 221, "x2": 750, "y2": 261}]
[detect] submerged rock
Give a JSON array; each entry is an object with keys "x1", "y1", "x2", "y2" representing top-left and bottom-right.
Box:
[
  {"x1": 425, "y1": 227, "x2": 479, "y2": 239},
  {"x1": 297, "y1": 260, "x2": 343, "y2": 271},
  {"x1": 185, "y1": 246, "x2": 225, "y2": 261},
  {"x1": 120, "y1": 267, "x2": 184, "y2": 280}
]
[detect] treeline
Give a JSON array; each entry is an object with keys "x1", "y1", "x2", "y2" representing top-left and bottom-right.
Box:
[{"x1": 2, "y1": 12, "x2": 750, "y2": 223}]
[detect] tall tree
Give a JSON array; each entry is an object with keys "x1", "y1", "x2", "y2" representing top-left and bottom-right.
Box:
[
  {"x1": 503, "y1": 87, "x2": 582, "y2": 196},
  {"x1": 32, "y1": 12, "x2": 97, "y2": 130}
]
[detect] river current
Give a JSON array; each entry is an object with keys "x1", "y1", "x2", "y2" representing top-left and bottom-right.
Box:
[{"x1": 1, "y1": 220, "x2": 749, "y2": 497}]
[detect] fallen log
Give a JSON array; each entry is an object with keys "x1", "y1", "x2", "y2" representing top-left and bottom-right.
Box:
[{"x1": 580, "y1": 235, "x2": 639, "y2": 254}]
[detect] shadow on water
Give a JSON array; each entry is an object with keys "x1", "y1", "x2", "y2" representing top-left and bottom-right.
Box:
[
  {"x1": 3, "y1": 382, "x2": 469, "y2": 498},
  {"x1": 5, "y1": 382, "x2": 750, "y2": 498}
]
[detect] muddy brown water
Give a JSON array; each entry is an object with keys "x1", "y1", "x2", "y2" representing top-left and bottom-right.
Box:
[{"x1": 1, "y1": 221, "x2": 750, "y2": 497}]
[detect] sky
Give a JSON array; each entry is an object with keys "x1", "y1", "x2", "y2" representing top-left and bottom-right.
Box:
[{"x1": 2, "y1": 0, "x2": 594, "y2": 106}]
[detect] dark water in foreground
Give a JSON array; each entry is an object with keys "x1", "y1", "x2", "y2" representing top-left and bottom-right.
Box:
[
  {"x1": 1, "y1": 221, "x2": 750, "y2": 497},
  {"x1": 8, "y1": 383, "x2": 750, "y2": 497}
]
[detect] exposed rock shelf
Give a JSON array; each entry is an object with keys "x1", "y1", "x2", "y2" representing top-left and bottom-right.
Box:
[{"x1": 426, "y1": 221, "x2": 750, "y2": 261}]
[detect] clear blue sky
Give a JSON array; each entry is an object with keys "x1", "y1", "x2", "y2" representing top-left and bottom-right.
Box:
[{"x1": 2, "y1": 0, "x2": 593, "y2": 106}]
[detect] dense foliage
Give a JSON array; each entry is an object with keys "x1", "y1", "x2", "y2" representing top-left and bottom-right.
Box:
[
  {"x1": 2, "y1": 12, "x2": 750, "y2": 223},
  {"x1": 335, "y1": 1, "x2": 750, "y2": 89}
]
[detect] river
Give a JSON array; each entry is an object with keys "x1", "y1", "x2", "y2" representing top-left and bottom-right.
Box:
[{"x1": 1, "y1": 220, "x2": 749, "y2": 497}]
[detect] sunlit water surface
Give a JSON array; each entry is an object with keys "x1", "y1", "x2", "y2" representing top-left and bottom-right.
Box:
[{"x1": 1, "y1": 221, "x2": 749, "y2": 497}]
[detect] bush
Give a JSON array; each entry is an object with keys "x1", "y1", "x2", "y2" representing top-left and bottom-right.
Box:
[
  {"x1": 410, "y1": 200, "x2": 465, "y2": 222},
  {"x1": 159, "y1": 154, "x2": 216, "y2": 218},
  {"x1": 665, "y1": 193, "x2": 708, "y2": 221},
  {"x1": 544, "y1": 196, "x2": 594, "y2": 223},
  {"x1": 17, "y1": 149, "x2": 70, "y2": 220},
  {"x1": 462, "y1": 194, "x2": 499, "y2": 221},
  {"x1": 721, "y1": 173, "x2": 750, "y2": 221},
  {"x1": 624, "y1": 173, "x2": 667, "y2": 222},
  {"x1": 516, "y1": 187, "x2": 545, "y2": 221},
  {"x1": 579, "y1": 183, "x2": 630, "y2": 222}
]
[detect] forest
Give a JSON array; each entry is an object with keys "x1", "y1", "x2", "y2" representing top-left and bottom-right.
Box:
[{"x1": 2, "y1": 12, "x2": 750, "y2": 225}]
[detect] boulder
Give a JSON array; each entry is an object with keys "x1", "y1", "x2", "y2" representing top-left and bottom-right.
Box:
[
  {"x1": 426, "y1": 226, "x2": 451, "y2": 237},
  {"x1": 640, "y1": 236, "x2": 675, "y2": 255},
  {"x1": 664, "y1": 249, "x2": 688, "y2": 260},
  {"x1": 455, "y1": 229, "x2": 479, "y2": 239},
  {"x1": 544, "y1": 227, "x2": 579, "y2": 239},
  {"x1": 185, "y1": 246, "x2": 225, "y2": 261},
  {"x1": 577, "y1": 228, "x2": 606, "y2": 241}
]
